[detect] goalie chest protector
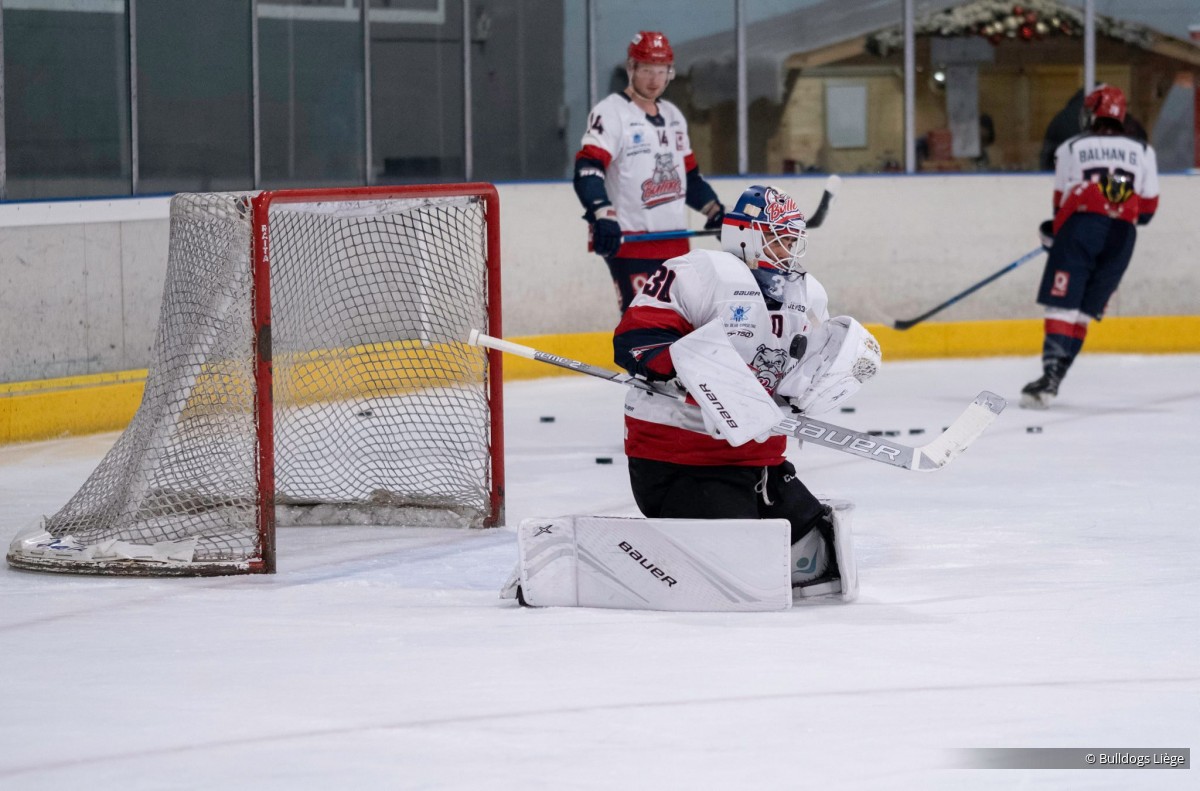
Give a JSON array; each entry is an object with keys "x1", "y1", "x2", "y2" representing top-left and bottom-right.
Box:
[{"x1": 620, "y1": 249, "x2": 829, "y2": 465}]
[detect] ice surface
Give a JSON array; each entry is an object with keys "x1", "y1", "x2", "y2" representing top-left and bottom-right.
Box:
[{"x1": 1, "y1": 355, "x2": 1197, "y2": 790}]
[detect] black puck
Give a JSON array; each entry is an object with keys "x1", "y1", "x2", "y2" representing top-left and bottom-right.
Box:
[
  {"x1": 883, "y1": 430, "x2": 900, "y2": 437},
  {"x1": 840, "y1": 407, "x2": 856, "y2": 413},
  {"x1": 356, "y1": 409, "x2": 373, "y2": 417},
  {"x1": 867, "y1": 430, "x2": 883, "y2": 436},
  {"x1": 908, "y1": 428, "x2": 925, "y2": 435},
  {"x1": 1026, "y1": 426, "x2": 1043, "y2": 434},
  {"x1": 539, "y1": 416, "x2": 556, "y2": 423},
  {"x1": 595, "y1": 457, "x2": 613, "y2": 465}
]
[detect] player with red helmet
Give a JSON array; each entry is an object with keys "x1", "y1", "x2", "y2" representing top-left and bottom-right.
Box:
[
  {"x1": 1021, "y1": 84, "x2": 1160, "y2": 409},
  {"x1": 572, "y1": 31, "x2": 724, "y2": 314}
]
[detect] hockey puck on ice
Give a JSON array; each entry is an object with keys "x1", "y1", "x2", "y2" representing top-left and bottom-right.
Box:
[
  {"x1": 539, "y1": 416, "x2": 556, "y2": 423},
  {"x1": 1026, "y1": 426, "x2": 1043, "y2": 434},
  {"x1": 356, "y1": 409, "x2": 373, "y2": 417},
  {"x1": 867, "y1": 430, "x2": 883, "y2": 436},
  {"x1": 883, "y1": 430, "x2": 900, "y2": 437},
  {"x1": 908, "y1": 428, "x2": 925, "y2": 435},
  {"x1": 595, "y1": 457, "x2": 613, "y2": 465},
  {"x1": 840, "y1": 407, "x2": 856, "y2": 413}
]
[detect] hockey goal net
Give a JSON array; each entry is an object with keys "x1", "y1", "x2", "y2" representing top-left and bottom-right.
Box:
[{"x1": 7, "y1": 184, "x2": 504, "y2": 576}]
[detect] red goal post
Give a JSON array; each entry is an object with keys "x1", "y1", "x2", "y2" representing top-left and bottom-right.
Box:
[{"x1": 8, "y1": 183, "x2": 505, "y2": 576}]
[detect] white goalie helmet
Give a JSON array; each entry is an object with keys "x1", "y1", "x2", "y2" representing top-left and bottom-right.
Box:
[{"x1": 720, "y1": 185, "x2": 808, "y2": 274}]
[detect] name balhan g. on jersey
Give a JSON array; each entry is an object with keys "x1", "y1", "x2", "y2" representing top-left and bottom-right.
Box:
[{"x1": 1053, "y1": 132, "x2": 1159, "y2": 230}]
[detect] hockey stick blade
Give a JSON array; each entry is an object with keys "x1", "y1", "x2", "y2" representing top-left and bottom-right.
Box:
[
  {"x1": 468, "y1": 330, "x2": 1005, "y2": 472},
  {"x1": 805, "y1": 174, "x2": 841, "y2": 229},
  {"x1": 774, "y1": 391, "x2": 1006, "y2": 471}
]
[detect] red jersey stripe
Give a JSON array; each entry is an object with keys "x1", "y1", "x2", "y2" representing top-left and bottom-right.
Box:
[
  {"x1": 624, "y1": 417, "x2": 786, "y2": 466},
  {"x1": 576, "y1": 144, "x2": 612, "y2": 169}
]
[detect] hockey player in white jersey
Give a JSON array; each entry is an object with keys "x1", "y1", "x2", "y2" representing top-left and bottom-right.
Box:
[
  {"x1": 613, "y1": 185, "x2": 881, "y2": 597},
  {"x1": 1021, "y1": 84, "x2": 1160, "y2": 408},
  {"x1": 573, "y1": 31, "x2": 724, "y2": 314}
]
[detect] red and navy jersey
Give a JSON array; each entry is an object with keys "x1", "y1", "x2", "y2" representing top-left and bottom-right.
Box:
[
  {"x1": 614, "y1": 249, "x2": 829, "y2": 466},
  {"x1": 575, "y1": 93, "x2": 697, "y2": 260},
  {"x1": 1052, "y1": 132, "x2": 1159, "y2": 232}
]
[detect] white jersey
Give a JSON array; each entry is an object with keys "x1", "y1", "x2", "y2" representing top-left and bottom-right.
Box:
[
  {"x1": 615, "y1": 249, "x2": 830, "y2": 466},
  {"x1": 580, "y1": 92, "x2": 695, "y2": 237},
  {"x1": 1052, "y1": 132, "x2": 1159, "y2": 225}
]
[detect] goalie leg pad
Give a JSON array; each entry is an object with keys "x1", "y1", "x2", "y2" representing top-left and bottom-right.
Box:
[
  {"x1": 513, "y1": 516, "x2": 793, "y2": 611},
  {"x1": 793, "y1": 499, "x2": 858, "y2": 602},
  {"x1": 788, "y1": 528, "x2": 830, "y2": 585},
  {"x1": 498, "y1": 560, "x2": 521, "y2": 600}
]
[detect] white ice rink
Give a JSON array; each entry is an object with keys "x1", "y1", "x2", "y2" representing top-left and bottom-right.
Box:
[{"x1": 1, "y1": 354, "x2": 1197, "y2": 790}]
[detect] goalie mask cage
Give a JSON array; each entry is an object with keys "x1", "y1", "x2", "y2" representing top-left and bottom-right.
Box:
[{"x1": 7, "y1": 184, "x2": 504, "y2": 576}]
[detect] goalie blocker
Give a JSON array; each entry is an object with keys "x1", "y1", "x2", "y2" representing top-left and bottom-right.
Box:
[{"x1": 501, "y1": 502, "x2": 857, "y2": 612}]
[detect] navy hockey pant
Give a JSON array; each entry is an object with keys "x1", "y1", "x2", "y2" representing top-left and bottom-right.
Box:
[
  {"x1": 1038, "y1": 212, "x2": 1136, "y2": 319},
  {"x1": 628, "y1": 457, "x2": 825, "y2": 544},
  {"x1": 1036, "y1": 213, "x2": 1136, "y2": 379}
]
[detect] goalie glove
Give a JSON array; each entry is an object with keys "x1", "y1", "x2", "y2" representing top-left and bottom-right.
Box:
[{"x1": 777, "y1": 316, "x2": 881, "y2": 416}]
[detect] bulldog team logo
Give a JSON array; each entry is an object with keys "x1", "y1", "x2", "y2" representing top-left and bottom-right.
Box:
[
  {"x1": 751, "y1": 344, "x2": 789, "y2": 392},
  {"x1": 641, "y1": 153, "x2": 683, "y2": 208}
]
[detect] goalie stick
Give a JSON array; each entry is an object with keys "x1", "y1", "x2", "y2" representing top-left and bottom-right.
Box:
[
  {"x1": 627, "y1": 174, "x2": 841, "y2": 243},
  {"x1": 467, "y1": 330, "x2": 1005, "y2": 472}
]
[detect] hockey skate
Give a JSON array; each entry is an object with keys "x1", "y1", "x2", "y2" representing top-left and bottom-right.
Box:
[
  {"x1": 792, "y1": 569, "x2": 843, "y2": 599},
  {"x1": 792, "y1": 540, "x2": 843, "y2": 598},
  {"x1": 1019, "y1": 373, "x2": 1059, "y2": 410}
]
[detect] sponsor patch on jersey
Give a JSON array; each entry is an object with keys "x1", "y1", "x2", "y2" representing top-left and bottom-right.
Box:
[
  {"x1": 729, "y1": 304, "x2": 753, "y2": 323},
  {"x1": 733, "y1": 290, "x2": 761, "y2": 297}
]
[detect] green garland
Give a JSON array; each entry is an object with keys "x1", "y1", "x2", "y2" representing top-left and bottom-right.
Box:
[{"x1": 867, "y1": 0, "x2": 1156, "y2": 57}]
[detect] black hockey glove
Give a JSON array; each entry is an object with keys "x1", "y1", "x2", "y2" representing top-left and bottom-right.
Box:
[
  {"x1": 702, "y1": 200, "x2": 725, "y2": 231},
  {"x1": 1038, "y1": 219, "x2": 1054, "y2": 251},
  {"x1": 592, "y1": 206, "x2": 622, "y2": 258}
]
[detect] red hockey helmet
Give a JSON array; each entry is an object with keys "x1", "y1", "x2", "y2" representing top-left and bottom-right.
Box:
[
  {"x1": 1083, "y1": 84, "x2": 1127, "y2": 126},
  {"x1": 627, "y1": 31, "x2": 674, "y2": 66}
]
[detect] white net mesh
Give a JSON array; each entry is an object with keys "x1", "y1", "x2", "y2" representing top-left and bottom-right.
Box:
[{"x1": 7, "y1": 189, "x2": 499, "y2": 576}]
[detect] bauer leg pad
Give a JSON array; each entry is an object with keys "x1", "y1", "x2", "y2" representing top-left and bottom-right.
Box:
[
  {"x1": 793, "y1": 499, "x2": 858, "y2": 603},
  {"x1": 510, "y1": 516, "x2": 794, "y2": 611}
]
